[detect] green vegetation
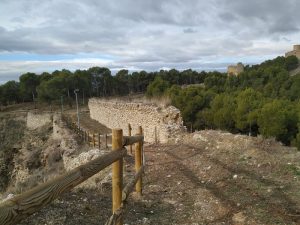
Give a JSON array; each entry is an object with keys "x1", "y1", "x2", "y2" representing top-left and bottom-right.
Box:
[
  {"x1": 0, "y1": 114, "x2": 26, "y2": 191},
  {"x1": 147, "y1": 56, "x2": 300, "y2": 148},
  {"x1": 0, "y1": 55, "x2": 300, "y2": 148}
]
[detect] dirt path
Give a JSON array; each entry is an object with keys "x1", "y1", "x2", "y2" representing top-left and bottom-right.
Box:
[{"x1": 138, "y1": 141, "x2": 300, "y2": 225}]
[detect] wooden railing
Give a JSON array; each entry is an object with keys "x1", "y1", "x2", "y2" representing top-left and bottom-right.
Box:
[
  {"x1": 0, "y1": 127, "x2": 144, "y2": 225},
  {"x1": 62, "y1": 114, "x2": 112, "y2": 149}
]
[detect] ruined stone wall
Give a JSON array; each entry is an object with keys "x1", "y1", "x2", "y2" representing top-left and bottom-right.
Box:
[
  {"x1": 88, "y1": 98, "x2": 186, "y2": 143},
  {"x1": 285, "y1": 45, "x2": 300, "y2": 59},
  {"x1": 227, "y1": 63, "x2": 244, "y2": 76}
]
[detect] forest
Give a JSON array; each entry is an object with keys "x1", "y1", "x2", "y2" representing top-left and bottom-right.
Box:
[{"x1": 0, "y1": 55, "x2": 300, "y2": 148}]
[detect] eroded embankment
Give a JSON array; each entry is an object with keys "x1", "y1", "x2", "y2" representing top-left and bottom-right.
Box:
[
  {"x1": 0, "y1": 111, "x2": 112, "y2": 201},
  {"x1": 0, "y1": 113, "x2": 26, "y2": 192}
]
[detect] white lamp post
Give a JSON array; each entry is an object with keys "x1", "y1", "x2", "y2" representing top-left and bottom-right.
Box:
[{"x1": 74, "y1": 89, "x2": 80, "y2": 129}]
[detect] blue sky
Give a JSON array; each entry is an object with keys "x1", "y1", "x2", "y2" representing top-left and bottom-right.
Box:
[{"x1": 0, "y1": 0, "x2": 300, "y2": 84}]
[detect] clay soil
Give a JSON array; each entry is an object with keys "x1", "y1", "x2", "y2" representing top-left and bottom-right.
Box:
[{"x1": 19, "y1": 130, "x2": 300, "y2": 225}]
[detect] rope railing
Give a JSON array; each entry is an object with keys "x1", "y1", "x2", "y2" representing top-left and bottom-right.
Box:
[{"x1": 0, "y1": 125, "x2": 145, "y2": 225}]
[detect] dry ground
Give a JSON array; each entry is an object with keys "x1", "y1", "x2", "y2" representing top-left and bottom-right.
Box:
[
  {"x1": 20, "y1": 130, "x2": 300, "y2": 225},
  {"x1": 2, "y1": 103, "x2": 299, "y2": 224}
]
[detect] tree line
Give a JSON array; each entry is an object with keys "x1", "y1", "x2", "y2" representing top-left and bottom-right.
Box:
[
  {"x1": 1, "y1": 55, "x2": 299, "y2": 148},
  {"x1": 146, "y1": 55, "x2": 300, "y2": 149},
  {"x1": 0, "y1": 67, "x2": 209, "y2": 106}
]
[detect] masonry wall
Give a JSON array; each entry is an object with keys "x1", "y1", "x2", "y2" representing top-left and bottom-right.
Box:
[{"x1": 88, "y1": 98, "x2": 186, "y2": 143}]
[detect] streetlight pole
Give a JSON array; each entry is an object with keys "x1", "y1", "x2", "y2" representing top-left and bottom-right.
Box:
[
  {"x1": 74, "y1": 89, "x2": 80, "y2": 129},
  {"x1": 61, "y1": 96, "x2": 64, "y2": 114}
]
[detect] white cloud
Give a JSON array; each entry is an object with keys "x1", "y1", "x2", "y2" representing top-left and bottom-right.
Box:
[{"x1": 0, "y1": 0, "x2": 300, "y2": 83}]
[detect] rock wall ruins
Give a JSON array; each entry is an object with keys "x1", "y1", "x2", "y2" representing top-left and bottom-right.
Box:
[
  {"x1": 285, "y1": 45, "x2": 300, "y2": 59},
  {"x1": 88, "y1": 98, "x2": 186, "y2": 143}
]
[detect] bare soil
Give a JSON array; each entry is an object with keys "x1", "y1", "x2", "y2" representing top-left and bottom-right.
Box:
[
  {"x1": 19, "y1": 130, "x2": 300, "y2": 225},
  {"x1": 2, "y1": 103, "x2": 299, "y2": 225}
]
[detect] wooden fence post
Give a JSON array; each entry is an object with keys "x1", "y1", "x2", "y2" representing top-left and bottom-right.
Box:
[
  {"x1": 112, "y1": 129, "x2": 123, "y2": 225},
  {"x1": 105, "y1": 134, "x2": 108, "y2": 149},
  {"x1": 128, "y1": 123, "x2": 132, "y2": 154},
  {"x1": 98, "y1": 133, "x2": 101, "y2": 149},
  {"x1": 93, "y1": 133, "x2": 96, "y2": 147},
  {"x1": 135, "y1": 126, "x2": 143, "y2": 195}
]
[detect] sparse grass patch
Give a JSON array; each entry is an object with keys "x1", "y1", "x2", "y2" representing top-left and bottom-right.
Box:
[
  {"x1": 287, "y1": 164, "x2": 300, "y2": 176},
  {"x1": 0, "y1": 114, "x2": 26, "y2": 192}
]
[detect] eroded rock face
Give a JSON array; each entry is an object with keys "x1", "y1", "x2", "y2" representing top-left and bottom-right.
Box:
[{"x1": 89, "y1": 98, "x2": 186, "y2": 143}]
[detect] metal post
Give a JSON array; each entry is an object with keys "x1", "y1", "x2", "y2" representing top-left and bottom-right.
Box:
[
  {"x1": 74, "y1": 89, "x2": 80, "y2": 129},
  {"x1": 82, "y1": 90, "x2": 85, "y2": 105},
  {"x1": 61, "y1": 96, "x2": 64, "y2": 114}
]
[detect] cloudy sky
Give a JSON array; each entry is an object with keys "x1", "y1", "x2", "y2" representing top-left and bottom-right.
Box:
[{"x1": 0, "y1": 0, "x2": 299, "y2": 83}]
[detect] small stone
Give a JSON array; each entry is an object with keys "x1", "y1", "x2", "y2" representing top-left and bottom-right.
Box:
[
  {"x1": 232, "y1": 212, "x2": 246, "y2": 224},
  {"x1": 167, "y1": 174, "x2": 171, "y2": 178},
  {"x1": 233, "y1": 174, "x2": 238, "y2": 179}
]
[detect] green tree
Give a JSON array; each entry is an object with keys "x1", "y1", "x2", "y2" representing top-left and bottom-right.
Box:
[
  {"x1": 37, "y1": 77, "x2": 66, "y2": 104},
  {"x1": 235, "y1": 88, "x2": 264, "y2": 134},
  {"x1": 1, "y1": 81, "x2": 20, "y2": 105},
  {"x1": 146, "y1": 76, "x2": 170, "y2": 97},
  {"x1": 19, "y1": 72, "x2": 39, "y2": 102},
  {"x1": 205, "y1": 93, "x2": 236, "y2": 130},
  {"x1": 285, "y1": 55, "x2": 298, "y2": 71},
  {"x1": 257, "y1": 99, "x2": 297, "y2": 144}
]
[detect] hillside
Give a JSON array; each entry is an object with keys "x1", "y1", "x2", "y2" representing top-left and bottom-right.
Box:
[{"x1": 15, "y1": 129, "x2": 300, "y2": 225}]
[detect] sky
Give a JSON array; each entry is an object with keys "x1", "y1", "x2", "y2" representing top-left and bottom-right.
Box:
[{"x1": 0, "y1": 0, "x2": 300, "y2": 84}]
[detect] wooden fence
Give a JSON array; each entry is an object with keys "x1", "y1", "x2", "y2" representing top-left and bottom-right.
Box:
[
  {"x1": 61, "y1": 114, "x2": 112, "y2": 149},
  {"x1": 0, "y1": 127, "x2": 144, "y2": 225}
]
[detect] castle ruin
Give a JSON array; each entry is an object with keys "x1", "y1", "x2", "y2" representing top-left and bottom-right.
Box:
[
  {"x1": 227, "y1": 62, "x2": 244, "y2": 76},
  {"x1": 285, "y1": 45, "x2": 300, "y2": 59}
]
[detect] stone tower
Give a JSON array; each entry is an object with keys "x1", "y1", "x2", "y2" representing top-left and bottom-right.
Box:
[
  {"x1": 285, "y1": 45, "x2": 300, "y2": 59},
  {"x1": 227, "y1": 62, "x2": 244, "y2": 76}
]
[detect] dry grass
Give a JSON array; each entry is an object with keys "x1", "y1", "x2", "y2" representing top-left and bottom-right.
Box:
[{"x1": 92, "y1": 94, "x2": 172, "y2": 108}]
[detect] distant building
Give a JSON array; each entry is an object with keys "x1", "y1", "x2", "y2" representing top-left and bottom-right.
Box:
[
  {"x1": 227, "y1": 62, "x2": 244, "y2": 76},
  {"x1": 285, "y1": 45, "x2": 300, "y2": 59}
]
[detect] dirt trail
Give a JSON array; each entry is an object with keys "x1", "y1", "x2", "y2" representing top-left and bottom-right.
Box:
[
  {"x1": 20, "y1": 136, "x2": 300, "y2": 225},
  {"x1": 140, "y1": 142, "x2": 300, "y2": 224}
]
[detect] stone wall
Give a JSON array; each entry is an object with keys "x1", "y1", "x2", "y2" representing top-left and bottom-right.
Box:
[
  {"x1": 26, "y1": 112, "x2": 52, "y2": 130},
  {"x1": 88, "y1": 98, "x2": 186, "y2": 143},
  {"x1": 285, "y1": 45, "x2": 300, "y2": 59}
]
